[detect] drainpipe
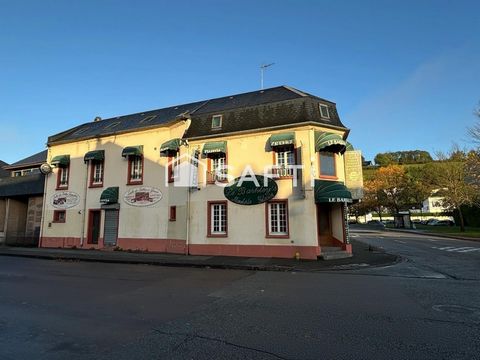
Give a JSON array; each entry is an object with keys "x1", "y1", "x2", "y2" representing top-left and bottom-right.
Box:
[
  {"x1": 185, "y1": 144, "x2": 191, "y2": 255},
  {"x1": 38, "y1": 172, "x2": 48, "y2": 248},
  {"x1": 79, "y1": 144, "x2": 90, "y2": 247},
  {"x1": 3, "y1": 199, "x2": 10, "y2": 246}
]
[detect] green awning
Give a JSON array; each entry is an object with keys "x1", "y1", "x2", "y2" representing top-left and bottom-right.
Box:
[
  {"x1": 269, "y1": 132, "x2": 295, "y2": 147},
  {"x1": 315, "y1": 132, "x2": 347, "y2": 154},
  {"x1": 100, "y1": 187, "x2": 119, "y2": 204},
  {"x1": 121, "y1": 146, "x2": 143, "y2": 157},
  {"x1": 159, "y1": 139, "x2": 181, "y2": 154},
  {"x1": 51, "y1": 155, "x2": 70, "y2": 167},
  {"x1": 346, "y1": 142, "x2": 354, "y2": 151},
  {"x1": 314, "y1": 180, "x2": 352, "y2": 203},
  {"x1": 84, "y1": 150, "x2": 105, "y2": 163},
  {"x1": 202, "y1": 141, "x2": 227, "y2": 155}
]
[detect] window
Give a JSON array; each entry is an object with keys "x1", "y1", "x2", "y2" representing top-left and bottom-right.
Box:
[
  {"x1": 13, "y1": 171, "x2": 21, "y2": 177},
  {"x1": 168, "y1": 152, "x2": 180, "y2": 183},
  {"x1": 266, "y1": 201, "x2": 289, "y2": 237},
  {"x1": 319, "y1": 152, "x2": 336, "y2": 178},
  {"x1": 273, "y1": 146, "x2": 296, "y2": 178},
  {"x1": 128, "y1": 155, "x2": 143, "y2": 184},
  {"x1": 208, "y1": 201, "x2": 227, "y2": 237},
  {"x1": 211, "y1": 115, "x2": 222, "y2": 129},
  {"x1": 169, "y1": 206, "x2": 176, "y2": 221},
  {"x1": 90, "y1": 160, "x2": 104, "y2": 187},
  {"x1": 56, "y1": 165, "x2": 69, "y2": 189},
  {"x1": 53, "y1": 210, "x2": 66, "y2": 223},
  {"x1": 319, "y1": 104, "x2": 330, "y2": 119},
  {"x1": 207, "y1": 153, "x2": 227, "y2": 183}
]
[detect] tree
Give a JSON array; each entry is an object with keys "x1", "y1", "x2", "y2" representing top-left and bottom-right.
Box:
[
  {"x1": 374, "y1": 150, "x2": 433, "y2": 166},
  {"x1": 372, "y1": 165, "x2": 410, "y2": 213},
  {"x1": 425, "y1": 152, "x2": 479, "y2": 232},
  {"x1": 467, "y1": 102, "x2": 480, "y2": 145},
  {"x1": 350, "y1": 179, "x2": 384, "y2": 221},
  {"x1": 404, "y1": 166, "x2": 434, "y2": 211}
]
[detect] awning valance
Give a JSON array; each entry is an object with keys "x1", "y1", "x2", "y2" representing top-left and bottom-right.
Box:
[
  {"x1": 121, "y1": 146, "x2": 143, "y2": 157},
  {"x1": 51, "y1": 155, "x2": 70, "y2": 167},
  {"x1": 314, "y1": 180, "x2": 352, "y2": 203},
  {"x1": 269, "y1": 132, "x2": 295, "y2": 147},
  {"x1": 84, "y1": 150, "x2": 105, "y2": 163},
  {"x1": 159, "y1": 139, "x2": 181, "y2": 154},
  {"x1": 315, "y1": 132, "x2": 347, "y2": 154},
  {"x1": 202, "y1": 141, "x2": 227, "y2": 155},
  {"x1": 100, "y1": 187, "x2": 119, "y2": 204},
  {"x1": 346, "y1": 142, "x2": 354, "y2": 151}
]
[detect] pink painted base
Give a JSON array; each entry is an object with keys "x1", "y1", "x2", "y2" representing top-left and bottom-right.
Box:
[{"x1": 189, "y1": 244, "x2": 319, "y2": 260}]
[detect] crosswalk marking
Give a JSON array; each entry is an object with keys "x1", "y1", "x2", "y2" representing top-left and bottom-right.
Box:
[{"x1": 432, "y1": 246, "x2": 480, "y2": 253}]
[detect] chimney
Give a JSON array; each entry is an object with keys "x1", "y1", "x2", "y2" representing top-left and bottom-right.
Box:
[{"x1": 94, "y1": 116, "x2": 102, "y2": 122}]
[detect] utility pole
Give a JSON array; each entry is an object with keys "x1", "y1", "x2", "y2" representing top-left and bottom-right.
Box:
[{"x1": 260, "y1": 63, "x2": 274, "y2": 89}]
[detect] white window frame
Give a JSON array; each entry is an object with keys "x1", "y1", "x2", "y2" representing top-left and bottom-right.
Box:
[
  {"x1": 59, "y1": 166, "x2": 69, "y2": 187},
  {"x1": 129, "y1": 156, "x2": 143, "y2": 182},
  {"x1": 319, "y1": 104, "x2": 330, "y2": 119},
  {"x1": 92, "y1": 161, "x2": 104, "y2": 185},
  {"x1": 211, "y1": 115, "x2": 223, "y2": 129},
  {"x1": 209, "y1": 202, "x2": 227, "y2": 235},
  {"x1": 267, "y1": 201, "x2": 289, "y2": 236},
  {"x1": 274, "y1": 147, "x2": 295, "y2": 177}
]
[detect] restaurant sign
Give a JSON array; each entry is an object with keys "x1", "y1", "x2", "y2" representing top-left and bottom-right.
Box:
[
  {"x1": 51, "y1": 191, "x2": 80, "y2": 209},
  {"x1": 124, "y1": 186, "x2": 163, "y2": 207},
  {"x1": 224, "y1": 175, "x2": 278, "y2": 205}
]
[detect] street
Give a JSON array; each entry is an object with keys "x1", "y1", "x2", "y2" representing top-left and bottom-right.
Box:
[{"x1": 1, "y1": 231, "x2": 480, "y2": 360}]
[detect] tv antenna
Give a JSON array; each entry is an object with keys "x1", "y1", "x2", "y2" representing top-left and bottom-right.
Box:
[{"x1": 260, "y1": 63, "x2": 275, "y2": 89}]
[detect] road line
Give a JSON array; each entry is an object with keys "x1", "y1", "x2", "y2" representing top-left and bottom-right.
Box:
[
  {"x1": 394, "y1": 240, "x2": 406, "y2": 244},
  {"x1": 445, "y1": 247, "x2": 475, "y2": 252},
  {"x1": 457, "y1": 248, "x2": 480, "y2": 253},
  {"x1": 438, "y1": 247, "x2": 456, "y2": 250}
]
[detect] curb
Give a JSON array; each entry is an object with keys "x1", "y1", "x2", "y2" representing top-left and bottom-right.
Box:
[
  {"x1": 385, "y1": 228, "x2": 480, "y2": 242},
  {"x1": 0, "y1": 246, "x2": 399, "y2": 273}
]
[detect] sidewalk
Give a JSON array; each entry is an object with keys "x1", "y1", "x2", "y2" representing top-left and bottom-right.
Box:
[{"x1": 0, "y1": 240, "x2": 398, "y2": 272}]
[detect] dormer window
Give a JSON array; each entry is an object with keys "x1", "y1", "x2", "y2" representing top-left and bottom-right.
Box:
[
  {"x1": 319, "y1": 104, "x2": 330, "y2": 119},
  {"x1": 211, "y1": 115, "x2": 223, "y2": 129}
]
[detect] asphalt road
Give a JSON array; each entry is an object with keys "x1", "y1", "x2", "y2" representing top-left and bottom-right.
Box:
[{"x1": 1, "y1": 232, "x2": 479, "y2": 360}]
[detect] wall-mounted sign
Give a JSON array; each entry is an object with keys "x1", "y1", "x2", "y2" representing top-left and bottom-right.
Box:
[
  {"x1": 224, "y1": 175, "x2": 278, "y2": 205},
  {"x1": 123, "y1": 186, "x2": 163, "y2": 207},
  {"x1": 51, "y1": 191, "x2": 80, "y2": 209},
  {"x1": 344, "y1": 150, "x2": 364, "y2": 200}
]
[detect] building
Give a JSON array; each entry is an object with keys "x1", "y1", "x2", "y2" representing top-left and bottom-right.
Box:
[
  {"x1": 0, "y1": 150, "x2": 47, "y2": 246},
  {"x1": 39, "y1": 86, "x2": 363, "y2": 259}
]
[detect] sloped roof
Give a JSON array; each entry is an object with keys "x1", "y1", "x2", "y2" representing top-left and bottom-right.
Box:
[
  {"x1": 5, "y1": 150, "x2": 47, "y2": 170},
  {"x1": 0, "y1": 160, "x2": 9, "y2": 178},
  {"x1": 48, "y1": 86, "x2": 347, "y2": 145},
  {"x1": 0, "y1": 173, "x2": 45, "y2": 197}
]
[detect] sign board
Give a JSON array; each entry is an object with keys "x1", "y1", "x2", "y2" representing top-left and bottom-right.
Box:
[
  {"x1": 51, "y1": 191, "x2": 80, "y2": 209},
  {"x1": 123, "y1": 187, "x2": 163, "y2": 207},
  {"x1": 344, "y1": 150, "x2": 364, "y2": 200},
  {"x1": 224, "y1": 175, "x2": 278, "y2": 205}
]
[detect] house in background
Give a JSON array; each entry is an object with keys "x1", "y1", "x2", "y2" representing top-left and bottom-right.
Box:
[
  {"x1": 0, "y1": 150, "x2": 47, "y2": 246},
  {"x1": 0, "y1": 160, "x2": 9, "y2": 178}
]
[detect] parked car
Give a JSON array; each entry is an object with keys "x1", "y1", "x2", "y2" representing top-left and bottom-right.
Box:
[
  {"x1": 425, "y1": 218, "x2": 438, "y2": 225},
  {"x1": 432, "y1": 220, "x2": 455, "y2": 226},
  {"x1": 367, "y1": 220, "x2": 386, "y2": 228}
]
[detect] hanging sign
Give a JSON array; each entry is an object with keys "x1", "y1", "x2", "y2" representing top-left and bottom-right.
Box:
[
  {"x1": 224, "y1": 175, "x2": 278, "y2": 205},
  {"x1": 123, "y1": 186, "x2": 163, "y2": 207},
  {"x1": 51, "y1": 191, "x2": 80, "y2": 209}
]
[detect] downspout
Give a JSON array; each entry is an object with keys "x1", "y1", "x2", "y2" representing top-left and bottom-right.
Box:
[
  {"x1": 38, "y1": 173, "x2": 48, "y2": 248},
  {"x1": 185, "y1": 144, "x2": 191, "y2": 255},
  {"x1": 79, "y1": 144, "x2": 90, "y2": 247}
]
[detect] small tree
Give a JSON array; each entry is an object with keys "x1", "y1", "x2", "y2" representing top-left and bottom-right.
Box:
[
  {"x1": 372, "y1": 165, "x2": 409, "y2": 213},
  {"x1": 426, "y1": 151, "x2": 479, "y2": 232}
]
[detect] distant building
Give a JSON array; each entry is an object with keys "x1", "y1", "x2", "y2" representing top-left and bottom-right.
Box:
[
  {"x1": 422, "y1": 195, "x2": 448, "y2": 213},
  {"x1": 0, "y1": 160, "x2": 9, "y2": 178},
  {"x1": 0, "y1": 150, "x2": 47, "y2": 246}
]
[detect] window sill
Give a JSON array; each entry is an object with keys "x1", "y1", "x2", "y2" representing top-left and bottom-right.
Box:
[
  {"x1": 266, "y1": 234, "x2": 290, "y2": 239},
  {"x1": 56, "y1": 186, "x2": 69, "y2": 190},
  {"x1": 127, "y1": 180, "x2": 143, "y2": 186},
  {"x1": 52, "y1": 220, "x2": 65, "y2": 224},
  {"x1": 89, "y1": 184, "x2": 104, "y2": 188},
  {"x1": 318, "y1": 175, "x2": 338, "y2": 180},
  {"x1": 207, "y1": 234, "x2": 228, "y2": 238}
]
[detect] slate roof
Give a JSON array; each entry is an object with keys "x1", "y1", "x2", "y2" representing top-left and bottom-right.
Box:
[
  {"x1": 0, "y1": 173, "x2": 45, "y2": 197},
  {"x1": 0, "y1": 160, "x2": 9, "y2": 178},
  {"x1": 48, "y1": 86, "x2": 347, "y2": 145},
  {"x1": 4, "y1": 150, "x2": 48, "y2": 170}
]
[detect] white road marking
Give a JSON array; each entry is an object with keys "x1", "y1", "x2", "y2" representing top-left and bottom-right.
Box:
[
  {"x1": 458, "y1": 248, "x2": 480, "y2": 253},
  {"x1": 394, "y1": 240, "x2": 406, "y2": 244},
  {"x1": 445, "y1": 247, "x2": 475, "y2": 252},
  {"x1": 438, "y1": 247, "x2": 456, "y2": 250}
]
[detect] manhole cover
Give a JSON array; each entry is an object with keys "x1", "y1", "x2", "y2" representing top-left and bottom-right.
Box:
[{"x1": 432, "y1": 304, "x2": 480, "y2": 315}]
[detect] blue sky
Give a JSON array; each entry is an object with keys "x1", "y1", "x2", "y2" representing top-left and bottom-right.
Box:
[{"x1": 0, "y1": 0, "x2": 479, "y2": 163}]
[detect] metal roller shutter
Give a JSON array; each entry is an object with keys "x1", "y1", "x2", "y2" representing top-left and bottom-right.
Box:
[{"x1": 103, "y1": 210, "x2": 118, "y2": 246}]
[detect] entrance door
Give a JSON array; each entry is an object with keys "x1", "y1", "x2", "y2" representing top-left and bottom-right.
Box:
[
  {"x1": 317, "y1": 204, "x2": 333, "y2": 246},
  {"x1": 88, "y1": 210, "x2": 101, "y2": 244},
  {"x1": 103, "y1": 209, "x2": 119, "y2": 246}
]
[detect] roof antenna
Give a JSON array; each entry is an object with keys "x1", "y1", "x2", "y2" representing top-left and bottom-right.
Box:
[{"x1": 260, "y1": 63, "x2": 274, "y2": 90}]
